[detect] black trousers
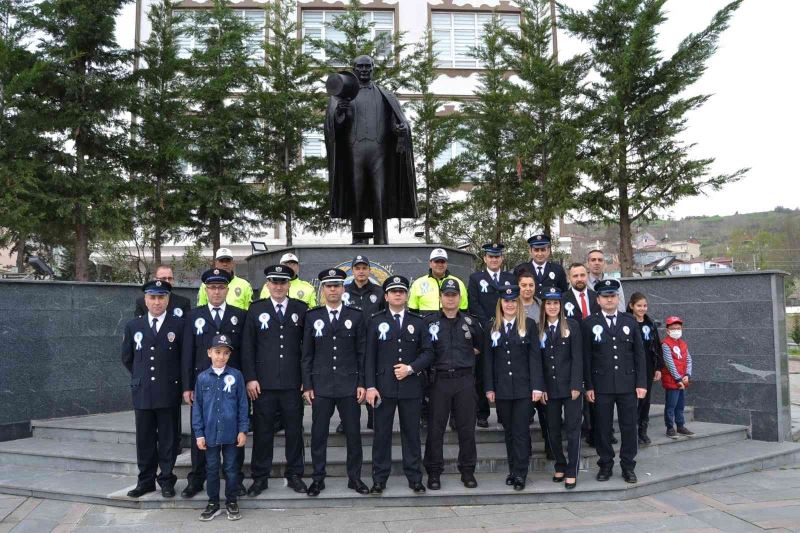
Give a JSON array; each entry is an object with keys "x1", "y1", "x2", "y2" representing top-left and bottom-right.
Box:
[
  {"x1": 187, "y1": 406, "x2": 245, "y2": 489},
  {"x1": 495, "y1": 398, "x2": 531, "y2": 479},
  {"x1": 474, "y1": 356, "x2": 490, "y2": 421},
  {"x1": 423, "y1": 373, "x2": 477, "y2": 476},
  {"x1": 530, "y1": 401, "x2": 551, "y2": 453},
  {"x1": 134, "y1": 407, "x2": 177, "y2": 488},
  {"x1": 173, "y1": 405, "x2": 182, "y2": 460},
  {"x1": 545, "y1": 396, "x2": 583, "y2": 478},
  {"x1": 638, "y1": 368, "x2": 656, "y2": 430},
  {"x1": 350, "y1": 139, "x2": 388, "y2": 244},
  {"x1": 372, "y1": 397, "x2": 423, "y2": 484},
  {"x1": 311, "y1": 395, "x2": 362, "y2": 482},
  {"x1": 581, "y1": 401, "x2": 595, "y2": 440},
  {"x1": 251, "y1": 390, "x2": 305, "y2": 481},
  {"x1": 595, "y1": 392, "x2": 638, "y2": 471}
]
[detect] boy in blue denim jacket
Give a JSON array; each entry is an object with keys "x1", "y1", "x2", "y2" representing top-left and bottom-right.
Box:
[{"x1": 192, "y1": 334, "x2": 249, "y2": 521}]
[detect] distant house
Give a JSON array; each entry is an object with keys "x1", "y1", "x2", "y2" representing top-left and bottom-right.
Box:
[
  {"x1": 633, "y1": 232, "x2": 658, "y2": 249},
  {"x1": 667, "y1": 257, "x2": 735, "y2": 275},
  {"x1": 662, "y1": 239, "x2": 702, "y2": 261},
  {"x1": 634, "y1": 246, "x2": 671, "y2": 266}
]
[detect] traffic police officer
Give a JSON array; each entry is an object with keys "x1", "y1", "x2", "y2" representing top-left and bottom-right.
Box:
[
  {"x1": 583, "y1": 279, "x2": 647, "y2": 483},
  {"x1": 259, "y1": 252, "x2": 317, "y2": 308},
  {"x1": 302, "y1": 268, "x2": 369, "y2": 497},
  {"x1": 468, "y1": 243, "x2": 516, "y2": 428},
  {"x1": 198, "y1": 248, "x2": 253, "y2": 310},
  {"x1": 134, "y1": 265, "x2": 191, "y2": 319},
  {"x1": 422, "y1": 279, "x2": 484, "y2": 491},
  {"x1": 365, "y1": 275, "x2": 434, "y2": 494},
  {"x1": 242, "y1": 264, "x2": 309, "y2": 495},
  {"x1": 180, "y1": 268, "x2": 247, "y2": 498},
  {"x1": 408, "y1": 248, "x2": 468, "y2": 313},
  {"x1": 483, "y1": 286, "x2": 543, "y2": 491},
  {"x1": 121, "y1": 280, "x2": 184, "y2": 498},
  {"x1": 513, "y1": 234, "x2": 568, "y2": 293}
]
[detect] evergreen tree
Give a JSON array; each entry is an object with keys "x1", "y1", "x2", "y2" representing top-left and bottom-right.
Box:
[
  {"x1": 561, "y1": 0, "x2": 747, "y2": 275},
  {"x1": 248, "y1": 0, "x2": 329, "y2": 245},
  {"x1": 128, "y1": 0, "x2": 190, "y2": 265},
  {"x1": 182, "y1": 0, "x2": 259, "y2": 254}
]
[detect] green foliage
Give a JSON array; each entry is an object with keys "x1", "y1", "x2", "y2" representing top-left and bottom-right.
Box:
[{"x1": 790, "y1": 316, "x2": 800, "y2": 346}]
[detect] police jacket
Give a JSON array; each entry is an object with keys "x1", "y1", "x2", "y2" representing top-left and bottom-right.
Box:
[
  {"x1": 583, "y1": 312, "x2": 646, "y2": 394},
  {"x1": 562, "y1": 288, "x2": 601, "y2": 323},
  {"x1": 191, "y1": 366, "x2": 249, "y2": 447},
  {"x1": 636, "y1": 315, "x2": 663, "y2": 375},
  {"x1": 424, "y1": 311, "x2": 483, "y2": 371},
  {"x1": 540, "y1": 318, "x2": 584, "y2": 399},
  {"x1": 302, "y1": 305, "x2": 366, "y2": 398},
  {"x1": 121, "y1": 314, "x2": 184, "y2": 410},
  {"x1": 467, "y1": 270, "x2": 517, "y2": 323},
  {"x1": 241, "y1": 297, "x2": 307, "y2": 390},
  {"x1": 181, "y1": 304, "x2": 246, "y2": 391},
  {"x1": 513, "y1": 261, "x2": 568, "y2": 293},
  {"x1": 408, "y1": 271, "x2": 468, "y2": 313},
  {"x1": 365, "y1": 309, "x2": 434, "y2": 399},
  {"x1": 483, "y1": 317, "x2": 544, "y2": 400},
  {"x1": 343, "y1": 280, "x2": 385, "y2": 317},
  {"x1": 134, "y1": 293, "x2": 191, "y2": 319}
]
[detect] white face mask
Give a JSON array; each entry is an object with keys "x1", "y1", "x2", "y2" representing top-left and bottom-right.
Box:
[{"x1": 668, "y1": 329, "x2": 682, "y2": 340}]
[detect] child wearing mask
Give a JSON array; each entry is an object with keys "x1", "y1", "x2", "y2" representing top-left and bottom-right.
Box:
[{"x1": 661, "y1": 316, "x2": 693, "y2": 438}]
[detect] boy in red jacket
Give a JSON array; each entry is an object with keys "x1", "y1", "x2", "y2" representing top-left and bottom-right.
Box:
[{"x1": 661, "y1": 316, "x2": 694, "y2": 438}]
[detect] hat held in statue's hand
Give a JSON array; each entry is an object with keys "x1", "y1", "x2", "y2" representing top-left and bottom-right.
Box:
[{"x1": 326, "y1": 71, "x2": 360, "y2": 100}]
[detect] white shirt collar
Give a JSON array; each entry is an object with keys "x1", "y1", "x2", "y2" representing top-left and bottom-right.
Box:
[
  {"x1": 572, "y1": 287, "x2": 587, "y2": 300},
  {"x1": 503, "y1": 318, "x2": 515, "y2": 329},
  {"x1": 212, "y1": 365, "x2": 226, "y2": 376},
  {"x1": 603, "y1": 312, "x2": 617, "y2": 320},
  {"x1": 326, "y1": 305, "x2": 342, "y2": 318},
  {"x1": 388, "y1": 308, "x2": 405, "y2": 322},
  {"x1": 532, "y1": 261, "x2": 546, "y2": 269},
  {"x1": 147, "y1": 311, "x2": 167, "y2": 331},
  {"x1": 486, "y1": 268, "x2": 501, "y2": 277},
  {"x1": 547, "y1": 318, "x2": 559, "y2": 328},
  {"x1": 271, "y1": 297, "x2": 287, "y2": 310},
  {"x1": 208, "y1": 302, "x2": 226, "y2": 315}
]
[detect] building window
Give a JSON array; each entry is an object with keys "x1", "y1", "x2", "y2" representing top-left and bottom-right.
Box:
[
  {"x1": 175, "y1": 9, "x2": 266, "y2": 64},
  {"x1": 302, "y1": 10, "x2": 394, "y2": 65},
  {"x1": 302, "y1": 132, "x2": 325, "y2": 160},
  {"x1": 431, "y1": 11, "x2": 520, "y2": 69},
  {"x1": 434, "y1": 139, "x2": 467, "y2": 170}
]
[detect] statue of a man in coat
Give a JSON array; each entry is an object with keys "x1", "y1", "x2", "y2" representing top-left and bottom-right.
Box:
[{"x1": 324, "y1": 55, "x2": 418, "y2": 245}]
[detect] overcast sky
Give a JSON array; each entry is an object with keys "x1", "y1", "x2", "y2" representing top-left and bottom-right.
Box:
[{"x1": 116, "y1": 0, "x2": 799, "y2": 220}]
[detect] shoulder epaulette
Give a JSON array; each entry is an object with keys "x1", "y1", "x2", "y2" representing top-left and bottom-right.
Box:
[
  {"x1": 406, "y1": 310, "x2": 422, "y2": 319},
  {"x1": 371, "y1": 310, "x2": 385, "y2": 319},
  {"x1": 345, "y1": 304, "x2": 363, "y2": 312}
]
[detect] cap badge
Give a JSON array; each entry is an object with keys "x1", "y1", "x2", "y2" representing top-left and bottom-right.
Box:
[
  {"x1": 276, "y1": 266, "x2": 282, "y2": 272},
  {"x1": 329, "y1": 269, "x2": 335, "y2": 276},
  {"x1": 155, "y1": 281, "x2": 161, "y2": 287},
  {"x1": 213, "y1": 269, "x2": 219, "y2": 275},
  {"x1": 394, "y1": 277, "x2": 400, "y2": 283}
]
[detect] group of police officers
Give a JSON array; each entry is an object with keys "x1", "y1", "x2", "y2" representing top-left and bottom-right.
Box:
[{"x1": 122, "y1": 238, "x2": 647, "y2": 498}]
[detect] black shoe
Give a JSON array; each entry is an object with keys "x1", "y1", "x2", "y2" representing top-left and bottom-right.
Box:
[
  {"x1": 161, "y1": 487, "x2": 176, "y2": 498},
  {"x1": 427, "y1": 476, "x2": 441, "y2": 490},
  {"x1": 639, "y1": 432, "x2": 652, "y2": 445},
  {"x1": 370, "y1": 482, "x2": 385, "y2": 494},
  {"x1": 307, "y1": 480, "x2": 324, "y2": 497},
  {"x1": 565, "y1": 478, "x2": 577, "y2": 490},
  {"x1": 336, "y1": 422, "x2": 344, "y2": 434},
  {"x1": 199, "y1": 501, "x2": 221, "y2": 521},
  {"x1": 225, "y1": 501, "x2": 241, "y2": 521},
  {"x1": 181, "y1": 484, "x2": 203, "y2": 498},
  {"x1": 409, "y1": 481, "x2": 426, "y2": 493},
  {"x1": 596, "y1": 469, "x2": 612, "y2": 482},
  {"x1": 622, "y1": 470, "x2": 638, "y2": 483},
  {"x1": 611, "y1": 435, "x2": 619, "y2": 445},
  {"x1": 512, "y1": 477, "x2": 526, "y2": 491},
  {"x1": 476, "y1": 418, "x2": 489, "y2": 428},
  {"x1": 461, "y1": 473, "x2": 478, "y2": 489},
  {"x1": 127, "y1": 485, "x2": 156, "y2": 498},
  {"x1": 505, "y1": 474, "x2": 514, "y2": 486},
  {"x1": 585, "y1": 437, "x2": 595, "y2": 447},
  {"x1": 552, "y1": 474, "x2": 565, "y2": 483},
  {"x1": 348, "y1": 478, "x2": 370, "y2": 495},
  {"x1": 247, "y1": 479, "x2": 268, "y2": 497},
  {"x1": 235, "y1": 484, "x2": 247, "y2": 497},
  {"x1": 287, "y1": 476, "x2": 307, "y2": 494}
]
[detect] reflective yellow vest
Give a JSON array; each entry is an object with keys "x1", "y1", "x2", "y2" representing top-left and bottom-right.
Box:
[{"x1": 408, "y1": 272, "x2": 468, "y2": 313}]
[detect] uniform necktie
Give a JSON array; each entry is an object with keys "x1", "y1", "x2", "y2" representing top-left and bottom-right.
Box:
[
  {"x1": 492, "y1": 273, "x2": 499, "y2": 284},
  {"x1": 607, "y1": 315, "x2": 616, "y2": 329},
  {"x1": 330, "y1": 309, "x2": 339, "y2": 329},
  {"x1": 549, "y1": 324, "x2": 556, "y2": 340},
  {"x1": 579, "y1": 291, "x2": 589, "y2": 317},
  {"x1": 394, "y1": 313, "x2": 402, "y2": 329},
  {"x1": 151, "y1": 317, "x2": 158, "y2": 336},
  {"x1": 536, "y1": 266, "x2": 543, "y2": 280},
  {"x1": 212, "y1": 307, "x2": 221, "y2": 328},
  {"x1": 505, "y1": 322, "x2": 512, "y2": 335},
  {"x1": 276, "y1": 303, "x2": 284, "y2": 321}
]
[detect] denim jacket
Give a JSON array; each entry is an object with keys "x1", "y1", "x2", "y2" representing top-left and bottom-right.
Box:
[{"x1": 191, "y1": 366, "x2": 249, "y2": 447}]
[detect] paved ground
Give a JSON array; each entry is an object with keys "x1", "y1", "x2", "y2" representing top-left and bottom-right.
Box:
[{"x1": 1, "y1": 465, "x2": 799, "y2": 532}]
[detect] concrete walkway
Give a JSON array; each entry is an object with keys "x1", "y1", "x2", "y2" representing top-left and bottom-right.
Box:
[{"x1": 1, "y1": 465, "x2": 799, "y2": 532}]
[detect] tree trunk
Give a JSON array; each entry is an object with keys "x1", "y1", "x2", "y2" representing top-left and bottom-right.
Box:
[
  {"x1": 15, "y1": 236, "x2": 25, "y2": 272},
  {"x1": 424, "y1": 155, "x2": 432, "y2": 243},
  {"x1": 153, "y1": 176, "x2": 162, "y2": 264},
  {"x1": 210, "y1": 214, "x2": 221, "y2": 260},
  {"x1": 284, "y1": 143, "x2": 293, "y2": 245},
  {"x1": 75, "y1": 218, "x2": 90, "y2": 281},
  {"x1": 617, "y1": 155, "x2": 634, "y2": 276}
]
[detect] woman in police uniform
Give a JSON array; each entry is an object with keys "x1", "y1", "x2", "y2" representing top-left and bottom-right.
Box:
[
  {"x1": 483, "y1": 286, "x2": 543, "y2": 491},
  {"x1": 538, "y1": 286, "x2": 583, "y2": 489}
]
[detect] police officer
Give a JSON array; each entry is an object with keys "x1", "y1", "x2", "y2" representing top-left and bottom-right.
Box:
[
  {"x1": 134, "y1": 265, "x2": 191, "y2": 319},
  {"x1": 180, "y1": 269, "x2": 247, "y2": 498},
  {"x1": 513, "y1": 234, "x2": 568, "y2": 293},
  {"x1": 198, "y1": 248, "x2": 253, "y2": 310},
  {"x1": 365, "y1": 276, "x2": 434, "y2": 494},
  {"x1": 242, "y1": 264, "x2": 309, "y2": 496},
  {"x1": 259, "y1": 252, "x2": 317, "y2": 308},
  {"x1": 121, "y1": 280, "x2": 184, "y2": 498},
  {"x1": 483, "y1": 286, "x2": 543, "y2": 491},
  {"x1": 423, "y1": 279, "x2": 483, "y2": 490},
  {"x1": 538, "y1": 286, "x2": 584, "y2": 490},
  {"x1": 408, "y1": 248, "x2": 468, "y2": 314},
  {"x1": 468, "y1": 243, "x2": 516, "y2": 428},
  {"x1": 583, "y1": 279, "x2": 647, "y2": 483},
  {"x1": 302, "y1": 268, "x2": 369, "y2": 497}
]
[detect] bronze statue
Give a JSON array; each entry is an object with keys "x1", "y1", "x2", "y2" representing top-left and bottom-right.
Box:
[{"x1": 324, "y1": 55, "x2": 418, "y2": 245}]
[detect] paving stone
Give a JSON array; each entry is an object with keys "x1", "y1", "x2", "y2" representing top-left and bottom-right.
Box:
[{"x1": 689, "y1": 509, "x2": 764, "y2": 533}]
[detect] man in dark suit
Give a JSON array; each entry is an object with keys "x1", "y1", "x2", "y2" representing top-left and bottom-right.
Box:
[
  {"x1": 583, "y1": 279, "x2": 647, "y2": 484},
  {"x1": 121, "y1": 280, "x2": 184, "y2": 498},
  {"x1": 241, "y1": 264, "x2": 309, "y2": 496},
  {"x1": 302, "y1": 268, "x2": 369, "y2": 497},
  {"x1": 179, "y1": 268, "x2": 247, "y2": 498},
  {"x1": 134, "y1": 265, "x2": 191, "y2": 319},
  {"x1": 513, "y1": 234, "x2": 568, "y2": 293},
  {"x1": 365, "y1": 276, "x2": 434, "y2": 494}
]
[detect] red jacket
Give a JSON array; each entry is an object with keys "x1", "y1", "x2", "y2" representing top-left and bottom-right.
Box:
[{"x1": 661, "y1": 336, "x2": 691, "y2": 390}]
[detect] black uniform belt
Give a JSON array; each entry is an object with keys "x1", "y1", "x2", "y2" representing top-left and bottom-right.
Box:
[{"x1": 434, "y1": 367, "x2": 473, "y2": 378}]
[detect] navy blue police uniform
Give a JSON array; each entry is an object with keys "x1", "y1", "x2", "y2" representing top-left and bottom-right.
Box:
[{"x1": 513, "y1": 234, "x2": 568, "y2": 293}]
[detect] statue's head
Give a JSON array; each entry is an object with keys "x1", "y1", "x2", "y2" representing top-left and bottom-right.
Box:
[{"x1": 353, "y1": 55, "x2": 374, "y2": 83}]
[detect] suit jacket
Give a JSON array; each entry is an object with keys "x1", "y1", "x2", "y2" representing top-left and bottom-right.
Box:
[
  {"x1": 540, "y1": 318, "x2": 584, "y2": 398},
  {"x1": 302, "y1": 305, "x2": 366, "y2": 398},
  {"x1": 343, "y1": 281, "x2": 385, "y2": 318},
  {"x1": 562, "y1": 288, "x2": 601, "y2": 323},
  {"x1": 181, "y1": 304, "x2": 246, "y2": 391},
  {"x1": 241, "y1": 297, "x2": 307, "y2": 390},
  {"x1": 582, "y1": 312, "x2": 646, "y2": 394},
  {"x1": 467, "y1": 270, "x2": 517, "y2": 323},
  {"x1": 365, "y1": 310, "x2": 434, "y2": 399},
  {"x1": 121, "y1": 314, "x2": 184, "y2": 410},
  {"x1": 513, "y1": 261, "x2": 568, "y2": 293},
  {"x1": 134, "y1": 293, "x2": 191, "y2": 320},
  {"x1": 483, "y1": 317, "x2": 544, "y2": 400}
]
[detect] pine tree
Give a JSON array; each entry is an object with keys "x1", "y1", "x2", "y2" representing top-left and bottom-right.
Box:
[
  {"x1": 561, "y1": 0, "x2": 747, "y2": 275},
  {"x1": 128, "y1": 0, "x2": 190, "y2": 265},
  {"x1": 247, "y1": 0, "x2": 329, "y2": 245}
]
